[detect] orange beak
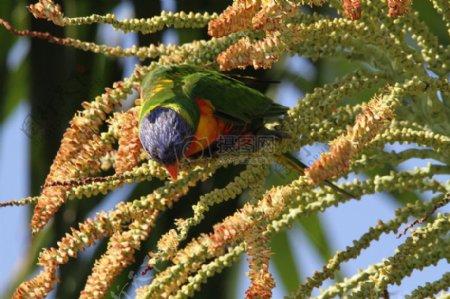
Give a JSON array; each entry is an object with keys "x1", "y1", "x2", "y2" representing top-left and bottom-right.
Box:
[{"x1": 165, "y1": 163, "x2": 179, "y2": 180}]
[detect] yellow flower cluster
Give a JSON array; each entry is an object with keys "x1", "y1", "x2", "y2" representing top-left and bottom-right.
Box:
[
  {"x1": 213, "y1": 0, "x2": 298, "y2": 70},
  {"x1": 208, "y1": 0, "x2": 262, "y2": 38},
  {"x1": 27, "y1": 0, "x2": 64, "y2": 25},
  {"x1": 305, "y1": 94, "x2": 395, "y2": 184},
  {"x1": 245, "y1": 222, "x2": 275, "y2": 299},
  {"x1": 342, "y1": 0, "x2": 361, "y2": 20},
  {"x1": 115, "y1": 107, "x2": 142, "y2": 174},
  {"x1": 387, "y1": 0, "x2": 412, "y2": 18},
  {"x1": 65, "y1": 11, "x2": 218, "y2": 35}
]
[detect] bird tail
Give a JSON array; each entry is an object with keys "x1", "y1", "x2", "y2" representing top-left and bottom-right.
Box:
[{"x1": 277, "y1": 152, "x2": 354, "y2": 198}]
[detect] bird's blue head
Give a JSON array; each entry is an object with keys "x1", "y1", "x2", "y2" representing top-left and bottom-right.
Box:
[{"x1": 139, "y1": 107, "x2": 194, "y2": 179}]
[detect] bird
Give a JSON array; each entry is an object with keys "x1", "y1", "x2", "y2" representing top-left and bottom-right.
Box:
[
  {"x1": 138, "y1": 64, "x2": 287, "y2": 178},
  {"x1": 138, "y1": 64, "x2": 353, "y2": 198}
]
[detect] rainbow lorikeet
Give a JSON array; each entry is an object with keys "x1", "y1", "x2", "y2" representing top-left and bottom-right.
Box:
[
  {"x1": 138, "y1": 64, "x2": 351, "y2": 199},
  {"x1": 138, "y1": 64, "x2": 290, "y2": 179}
]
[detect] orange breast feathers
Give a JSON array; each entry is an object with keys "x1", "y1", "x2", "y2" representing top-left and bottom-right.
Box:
[{"x1": 185, "y1": 98, "x2": 229, "y2": 157}]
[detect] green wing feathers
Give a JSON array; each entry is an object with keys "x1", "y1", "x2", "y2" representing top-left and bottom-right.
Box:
[
  {"x1": 181, "y1": 67, "x2": 288, "y2": 124},
  {"x1": 139, "y1": 64, "x2": 287, "y2": 128}
]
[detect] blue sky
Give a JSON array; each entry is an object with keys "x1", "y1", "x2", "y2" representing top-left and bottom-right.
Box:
[
  {"x1": 0, "y1": 102, "x2": 30, "y2": 295},
  {"x1": 0, "y1": 1, "x2": 449, "y2": 298}
]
